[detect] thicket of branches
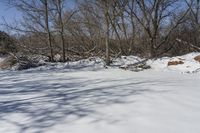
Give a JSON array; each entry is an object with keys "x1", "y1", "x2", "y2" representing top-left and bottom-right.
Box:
[{"x1": 1, "y1": 0, "x2": 200, "y2": 65}]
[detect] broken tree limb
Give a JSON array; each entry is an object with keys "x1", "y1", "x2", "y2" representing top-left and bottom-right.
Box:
[
  {"x1": 176, "y1": 38, "x2": 200, "y2": 52},
  {"x1": 119, "y1": 58, "x2": 150, "y2": 71}
]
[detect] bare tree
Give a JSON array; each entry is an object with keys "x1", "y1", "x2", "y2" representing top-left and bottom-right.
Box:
[
  {"x1": 103, "y1": 1, "x2": 111, "y2": 65},
  {"x1": 184, "y1": 0, "x2": 200, "y2": 45},
  {"x1": 95, "y1": 0, "x2": 112, "y2": 65},
  {"x1": 42, "y1": 0, "x2": 54, "y2": 61},
  {"x1": 2, "y1": 0, "x2": 196, "y2": 61},
  {"x1": 51, "y1": 0, "x2": 67, "y2": 62},
  {"x1": 5, "y1": 0, "x2": 54, "y2": 61},
  {"x1": 131, "y1": 0, "x2": 189, "y2": 57}
]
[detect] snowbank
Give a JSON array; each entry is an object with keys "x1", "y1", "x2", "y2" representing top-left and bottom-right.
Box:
[
  {"x1": 147, "y1": 52, "x2": 200, "y2": 73},
  {"x1": 112, "y1": 56, "x2": 142, "y2": 66},
  {"x1": 1, "y1": 52, "x2": 200, "y2": 73},
  {"x1": 25, "y1": 57, "x2": 105, "y2": 72},
  {"x1": 110, "y1": 52, "x2": 200, "y2": 73}
]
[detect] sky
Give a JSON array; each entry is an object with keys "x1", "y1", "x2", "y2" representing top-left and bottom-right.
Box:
[
  {"x1": 0, "y1": 1, "x2": 22, "y2": 28},
  {"x1": 0, "y1": 0, "x2": 76, "y2": 32}
]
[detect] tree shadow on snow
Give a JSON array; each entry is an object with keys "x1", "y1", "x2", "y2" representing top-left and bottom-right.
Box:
[{"x1": 0, "y1": 70, "x2": 167, "y2": 133}]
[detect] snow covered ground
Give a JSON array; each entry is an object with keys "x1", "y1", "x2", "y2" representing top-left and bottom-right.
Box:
[
  {"x1": 0, "y1": 53, "x2": 200, "y2": 133},
  {"x1": 148, "y1": 52, "x2": 200, "y2": 73},
  {"x1": 112, "y1": 52, "x2": 200, "y2": 73}
]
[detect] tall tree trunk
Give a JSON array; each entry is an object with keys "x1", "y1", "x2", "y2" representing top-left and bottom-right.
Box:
[
  {"x1": 44, "y1": 0, "x2": 54, "y2": 62},
  {"x1": 57, "y1": 0, "x2": 66, "y2": 62},
  {"x1": 150, "y1": 38, "x2": 157, "y2": 58},
  {"x1": 105, "y1": 8, "x2": 110, "y2": 65}
]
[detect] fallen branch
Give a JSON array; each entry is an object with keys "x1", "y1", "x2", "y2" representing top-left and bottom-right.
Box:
[
  {"x1": 176, "y1": 38, "x2": 200, "y2": 52},
  {"x1": 119, "y1": 58, "x2": 150, "y2": 70}
]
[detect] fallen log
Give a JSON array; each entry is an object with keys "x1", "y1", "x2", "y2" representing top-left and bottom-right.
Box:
[
  {"x1": 176, "y1": 39, "x2": 200, "y2": 52},
  {"x1": 119, "y1": 59, "x2": 151, "y2": 72}
]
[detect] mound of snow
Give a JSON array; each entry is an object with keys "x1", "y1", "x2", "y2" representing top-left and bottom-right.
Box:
[
  {"x1": 147, "y1": 52, "x2": 200, "y2": 73},
  {"x1": 112, "y1": 56, "x2": 142, "y2": 67},
  {"x1": 1, "y1": 52, "x2": 200, "y2": 74},
  {"x1": 111, "y1": 52, "x2": 200, "y2": 73},
  {"x1": 26, "y1": 57, "x2": 105, "y2": 72}
]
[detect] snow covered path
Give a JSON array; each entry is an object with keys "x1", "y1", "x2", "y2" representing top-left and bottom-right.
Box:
[{"x1": 0, "y1": 68, "x2": 200, "y2": 133}]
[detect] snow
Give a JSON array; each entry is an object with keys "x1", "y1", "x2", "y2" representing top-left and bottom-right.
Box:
[
  {"x1": 112, "y1": 56, "x2": 142, "y2": 66},
  {"x1": 110, "y1": 52, "x2": 200, "y2": 73},
  {"x1": 24, "y1": 57, "x2": 105, "y2": 72},
  {"x1": 148, "y1": 52, "x2": 200, "y2": 73},
  {"x1": 1, "y1": 52, "x2": 200, "y2": 73},
  {"x1": 0, "y1": 53, "x2": 200, "y2": 133}
]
